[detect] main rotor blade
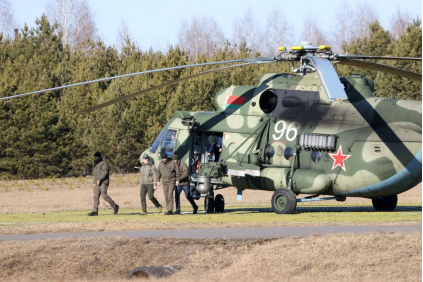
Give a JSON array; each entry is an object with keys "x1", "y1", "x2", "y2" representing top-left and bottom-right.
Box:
[
  {"x1": 306, "y1": 55, "x2": 348, "y2": 100},
  {"x1": 338, "y1": 54, "x2": 422, "y2": 62},
  {"x1": 0, "y1": 56, "x2": 275, "y2": 101},
  {"x1": 80, "y1": 61, "x2": 272, "y2": 113},
  {"x1": 336, "y1": 59, "x2": 422, "y2": 82}
]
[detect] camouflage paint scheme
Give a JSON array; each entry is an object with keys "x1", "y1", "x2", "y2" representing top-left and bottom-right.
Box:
[{"x1": 141, "y1": 72, "x2": 421, "y2": 200}]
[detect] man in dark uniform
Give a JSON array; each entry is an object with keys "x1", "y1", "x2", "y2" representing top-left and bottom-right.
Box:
[
  {"x1": 87, "y1": 152, "x2": 119, "y2": 216},
  {"x1": 172, "y1": 154, "x2": 198, "y2": 214},
  {"x1": 156, "y1": 151, "x2": 180, "y2": 215},
  {"x1": 140, "y1": 154, "x2": 162, "y2": 215},
  {"x1": 207, "y1": 133, "x2": 223, "y2": 162}
]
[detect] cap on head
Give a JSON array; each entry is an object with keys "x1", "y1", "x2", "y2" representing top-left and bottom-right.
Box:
[
  {"x1": 208, "y1": 135, "x2": 216, "y2": 144},
  {"x1": 160, "y1": 151, "x2": 168, "y2": 159},
  {"x1": 172, "y1": 154, "x2": 179, "y2": 160},
  {"x1": 93, "y1": 152, "x2": 102, "y2": 158},
  {"x1": 142, "y1": 153, "x2": 149, "y2": 159}
]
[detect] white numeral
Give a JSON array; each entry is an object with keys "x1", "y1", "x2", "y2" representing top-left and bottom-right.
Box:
[
  {"x1": 272, "y1": 121, "x2": 298, "y2": 141},
  {"x1": 273, "y1": 121, "x2": 286, "y2": 140}
]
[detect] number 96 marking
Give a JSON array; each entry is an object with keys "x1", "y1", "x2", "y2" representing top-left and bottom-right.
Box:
[{"x1": 272, "y1": 121, "x2": 298, "y2": 141}]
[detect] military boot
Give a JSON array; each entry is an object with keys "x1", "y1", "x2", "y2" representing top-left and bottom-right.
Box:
[
  {"x1": 157, "y1": 206, "x2": 162, "y2": 213},
  {"x1": 87, "y1": 212, "x2": 98, "y2": 216},
  {"x1": 114, "y1": 204, "x2": 119, "y2": 215},
  {"x1": 140, "y1": 211, "x2": 147, "y2": 215}
]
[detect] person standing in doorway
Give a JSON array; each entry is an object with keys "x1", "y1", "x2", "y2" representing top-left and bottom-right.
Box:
[{"x1": 207, "y1": 133, "x2": 223, "y2": 162}]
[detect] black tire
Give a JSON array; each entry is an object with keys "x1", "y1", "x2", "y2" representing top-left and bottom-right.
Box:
[
  {"x1": 372, "y1": 195, "x2": 398, "y2": 211},
  {"x1": 271, "y1": 189, "x2": 297, "y2": 214},
  {"x1": 204, "y1": 194, "x2": 215, "y2": 213},
  {"x1": 214, "y1": 194, "x2": 225, "y2": 213}
]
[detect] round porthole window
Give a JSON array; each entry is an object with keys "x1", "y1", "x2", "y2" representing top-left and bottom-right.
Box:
[
  {"x1": 284, "y1": 147, "x2": 294, "y2": 160},
  {"x1": 311, "y1": 150, "x2": 321, "y2": 163},
  {"x1": 265, "y1": 145, "x2": 275, "y2": 159}
]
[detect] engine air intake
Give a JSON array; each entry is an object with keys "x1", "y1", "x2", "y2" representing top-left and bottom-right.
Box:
[{"x1": 259, "y1": 89, "x2": 278, "y2": 113}]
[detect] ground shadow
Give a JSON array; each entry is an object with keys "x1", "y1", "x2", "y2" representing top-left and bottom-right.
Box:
[{"x1": 221, "y1": 205, "x2": 422, "y2": 214}]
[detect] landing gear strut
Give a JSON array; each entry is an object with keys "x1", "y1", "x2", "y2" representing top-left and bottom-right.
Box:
[
  {"x1": 372, "y1": 195, "x2": 398, "y2": 211},
  {"x1": 271, "y1": 188, "x2": 297, "y2": 214}
]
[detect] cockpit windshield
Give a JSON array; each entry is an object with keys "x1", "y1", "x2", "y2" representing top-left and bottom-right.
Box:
[
  {"x1": 161, "y1": 129, "x2": 178, "y2": 156},
  {"x1": 151, "y1": 127, "x2": 167, "y2": 153}
]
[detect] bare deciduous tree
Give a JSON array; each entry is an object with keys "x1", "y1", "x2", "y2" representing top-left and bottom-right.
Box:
[
  {"x1": 301, "y1": 16, "x2": 329, "y2": 47},
  {"x1": 0, "y1": 0, "x2": 16, "y2": 38},
  {"x1": 46, "y1": 0, "x2": 97, "y2": 50},
  {"x1": 116, "y1": 20, "x2": 131, "y2": 47},
  {"x1": 232, "y1": 8, "x2": 262, "y2": 55},
  {"x1": 333, "y1": 1, "x2": 378, "y2": 52},
  {"x1": 354, "y1": 2, "x2": 378, "y2": 39},
  {"x1": 390, "y1": 8, "x2": 412, "y2": 40},
  {"x1": 264, "y1": 7, "x2": 294, "y2": 55},
  {"x1": 178, "y1": 15, "x2": 225, "y2": 60}
]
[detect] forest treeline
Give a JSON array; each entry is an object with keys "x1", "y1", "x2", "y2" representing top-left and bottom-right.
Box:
[{"x1": 0, "y1": 15, "x2": 421, "y2": 179}]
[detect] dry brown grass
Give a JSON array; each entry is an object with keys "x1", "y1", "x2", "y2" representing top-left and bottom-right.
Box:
[
  {"x1": 0, "y1": 174, "x2": 421, "y2": 214},
  {"x1": 0, "y1": 232, "x2": 421, "y2": 282}
]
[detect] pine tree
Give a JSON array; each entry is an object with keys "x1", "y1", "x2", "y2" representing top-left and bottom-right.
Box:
[{"x1": 0, "y1": 16, "x2": 71, "y2": 178}]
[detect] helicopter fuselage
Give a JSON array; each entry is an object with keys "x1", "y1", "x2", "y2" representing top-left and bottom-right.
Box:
[{"x1": 142, "y1": 72, "x2": 422, "y2": 199}]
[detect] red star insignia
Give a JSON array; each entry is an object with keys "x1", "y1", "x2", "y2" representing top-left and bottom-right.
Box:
[{"x1": 329, "y1": 145, "x2": 351, "y2": 172}]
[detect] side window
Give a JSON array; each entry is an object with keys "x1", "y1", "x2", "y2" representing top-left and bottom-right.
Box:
[
  {"x1": 161, "y1": 129, "x2": 178, "y2": 156},
  {"x1": 151, "y1": 127, "x2": 167, "y2": 153}
]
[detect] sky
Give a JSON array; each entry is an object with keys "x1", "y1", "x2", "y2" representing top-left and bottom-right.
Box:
[{"x1": 10, "y1": 0, "x2": 423, "y2": 51}]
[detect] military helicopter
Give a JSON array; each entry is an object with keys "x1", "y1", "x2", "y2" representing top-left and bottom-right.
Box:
[{"x1": 2, "y1": 41, "x2": 421, "y2": 214}]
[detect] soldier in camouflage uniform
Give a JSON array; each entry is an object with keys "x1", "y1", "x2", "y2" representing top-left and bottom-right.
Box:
[
  {"x1": 87, "y1": 152, "x2": 119, "y2": 216},
  {"x1": 156, "y1": 151, "x2": 180, "y2": 215},
  {"x1": 172, "y1": 154, "x2": 198, "y2": 214},
  {"x1": 140, "y1": 154, "x2": 162, "y2": 215}
]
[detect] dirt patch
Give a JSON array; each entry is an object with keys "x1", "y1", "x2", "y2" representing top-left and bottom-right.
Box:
[{"x1": 0, "y1": 232, "x2": 421, "y2": 282}]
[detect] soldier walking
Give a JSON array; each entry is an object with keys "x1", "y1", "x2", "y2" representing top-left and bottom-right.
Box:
[
  {"x1": 87, "y1": 152, "x2": 119, "y2": 216},
  {"x1": 140, "y1": 154, "x2": 163, "y2": 215},
  {"x1": 172, "y1": 154, "x2": 198, "y2": 214},
  {"x1": 156, "y1": 151, "x2": 180, "y2": 215}
]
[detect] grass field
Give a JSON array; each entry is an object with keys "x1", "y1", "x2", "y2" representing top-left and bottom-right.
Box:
[
  {"x1": 0, "y1": 204, "x2": 421, "y2": 235},
  {"x1": 0, "y1": 174, "x2": 421, "y2": 235}
]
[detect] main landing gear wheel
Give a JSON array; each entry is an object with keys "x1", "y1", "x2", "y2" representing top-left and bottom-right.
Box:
[
  {"x1": 214, "y1": 194, "x2": 225, "y2": 213},
  {"x1": 372, "y1": 195, "x2": 398, "y2": 211},
  {"x1": 271, "y1": 189, "x2": 297, "y2": 214},
  {"x1": 204, "y1": 194, "x2": 215, "y2": 213}
]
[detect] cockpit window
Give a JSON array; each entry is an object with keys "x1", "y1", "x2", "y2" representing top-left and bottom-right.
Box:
[
  {"x1": 151, "y1": 127, "x2": 167, "y2": 153},
  {"x1": 161, "y1": 129, "x2": 178, "y2": 156}
]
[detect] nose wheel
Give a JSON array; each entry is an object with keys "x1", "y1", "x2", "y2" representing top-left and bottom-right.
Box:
[
  {"x1": 204, "y1": 194, "x2": 214, "y2": 213},
  {"x1": 271, "y1": 188, "x2": 297, "y2": 214},
  {"x1": 204, "y1": 193, "x2": 225, "y2": 213}
]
